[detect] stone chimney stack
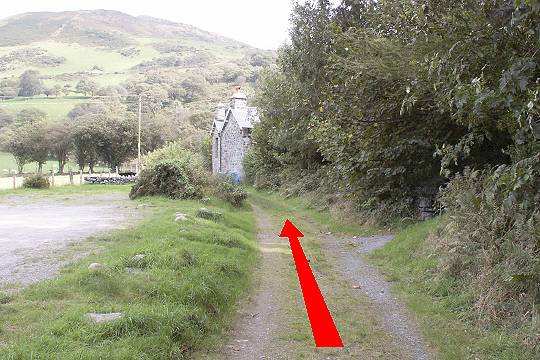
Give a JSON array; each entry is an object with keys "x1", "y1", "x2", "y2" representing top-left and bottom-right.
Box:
[{"x1": 230, "y1": 86, "x2": 247, "y2": 109}]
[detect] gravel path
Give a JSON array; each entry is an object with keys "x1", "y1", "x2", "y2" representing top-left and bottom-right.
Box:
[
  {"x1": 222, "y1": 204, "x2": 292, "y2": 359},
  {"x1": 217, "y1": 202, "x2": 433, "y2": 360},
  {"x1": 323, "y1": 232, "x2": 433, "y2": 360},
  {"x1": 0, "y1": 193, "x2": 136, "y2": 288}
]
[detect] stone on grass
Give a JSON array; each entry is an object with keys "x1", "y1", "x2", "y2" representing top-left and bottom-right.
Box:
[
  {"x1": 131, "y1": 254, "x2": 146, "y2": 262},
  {"x1": 197, "y1": 208, "x2": 223, "y2": 221},
  {"x1": 88, "y1": 263, "x2": 104, "y2": 272},
  {"x1": 175, "y1": 213, "x2": 188, "y2": 221},
  {"x1": 86, "y1": 312, "x2": 123, "y2": 323}
]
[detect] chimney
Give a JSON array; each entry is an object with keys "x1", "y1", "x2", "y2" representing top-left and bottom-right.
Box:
[{"x1": 230, "y1": 86, "x2": 247, "y2": 109}]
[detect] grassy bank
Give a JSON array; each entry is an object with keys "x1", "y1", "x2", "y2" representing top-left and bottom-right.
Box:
[
  {"x1": 0, "y1": 186, "x2": 257, "y2": 359},
  {"x1": 371, "y1": 220, "x2": 536, "y2": 360}
]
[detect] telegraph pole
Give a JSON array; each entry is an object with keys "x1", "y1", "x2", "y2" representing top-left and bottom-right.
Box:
[{"x1": 137, "y1": 94, "x2": 142, "y2": 173}]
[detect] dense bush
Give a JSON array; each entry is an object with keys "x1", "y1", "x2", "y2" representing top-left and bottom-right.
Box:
[
  {"x1": 23, "y1": 174, "x2": 50, "y2": 189},
  {"x1": 130, "y1": 160, "x2": 207, "y2": 200},
  {"x1": 247, "y1": 0, "x2": 540, "y2": 340},
  {"x1": 214, "y1": 180, "x2": 248, "y2": 207},
  {"x1": 435, "y1": 167, "x2": 539, "y2": 330}
]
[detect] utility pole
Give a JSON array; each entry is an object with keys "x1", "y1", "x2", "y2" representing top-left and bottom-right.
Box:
[{"x1": 138, "y1": 94, "x2": 142, "y2": 173}]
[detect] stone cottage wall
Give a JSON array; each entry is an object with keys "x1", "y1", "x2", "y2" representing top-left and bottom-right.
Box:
[
  {"x1": 211, "y1": 131, "x2": 220, "y2": 174},
  {"x1": 220, "y1": 118, "x2": 251, "y2": 179}
]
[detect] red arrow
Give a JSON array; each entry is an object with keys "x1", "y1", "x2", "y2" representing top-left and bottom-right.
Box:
[{"x1": 280, "y1": 219, "x2": 343, "y2": 347}]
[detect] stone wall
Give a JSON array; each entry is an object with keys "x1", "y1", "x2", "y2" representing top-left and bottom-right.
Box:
[
  {"x1": 219, "y1": 118, "x2": 251, "y2": 179},
  {"x1": 211, "y1": 133, "x2": 220, "y2": 174}
]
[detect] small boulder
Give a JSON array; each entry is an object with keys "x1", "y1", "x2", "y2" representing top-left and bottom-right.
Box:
[
  {"x1": 131, "y1": 254, "x2": 146, "y2": 262},
  {"x1": 88, "y1": 263, "x2": 104, "y2": 272},
  {"x1": 86, "y1": 312, "x2": 123, "y2": 323},
  {"x1": 175, "y1": 213, "x2": 188, "y2": 221}
]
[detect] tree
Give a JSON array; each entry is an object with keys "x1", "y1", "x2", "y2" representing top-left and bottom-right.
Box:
[
  {"x1": 75, "y1": 78, "x2": 99, "y2": 96},
  {"x1": 18, "y1": 70, "x2": 43, "y2": 97},
  {"x1": 2, "y1": 127, "x2": 33, "y2": 174},
  {"x1": 47, "y1": 120, "x2": 73, "y2": 173},
  {"x1": 72, "y1": 120, "x2": 101, "y2": 172}
]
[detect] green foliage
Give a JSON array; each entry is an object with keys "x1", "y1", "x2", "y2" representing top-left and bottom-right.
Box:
[
  {"x1": 250, "y1": 0, "x2": 540, "y2": 340},
  {"x1": 22, "y1": 173, "x2": 50, "y2": 189},
  {"x1": 437, "y1": 168, "x2": 539, "y2": 328},
  {"x1": 196, "y1": 207, "x2": 224, "y2": 221},
  {"x1": 130, "y1": 160, "x2": 208, "y2": 200},
  {"x1": 17, "y1": 70, "x2": 43, "y2": 97},
  {"x1": 131, "y1": 144, "x2": 208, "y2": 200},
  {"x1": 214, "y1": 179, "x2": 248, "y2": 207}
]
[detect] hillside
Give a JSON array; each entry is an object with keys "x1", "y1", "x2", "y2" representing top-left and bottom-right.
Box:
[
  {"x1": 0, "y1": 10, "x2": 274, "y2": 115},
  {"x1": 0, "y1": 10, "x2": 274, "y2": 173}
]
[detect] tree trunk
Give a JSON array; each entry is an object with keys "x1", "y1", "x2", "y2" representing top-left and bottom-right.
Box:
[
  {"x1": 58, "y1": 160, "x2": 65, "y2": 174},
  {"x1": 37, "y1": 163, "x2": 43, "y2": 174}
]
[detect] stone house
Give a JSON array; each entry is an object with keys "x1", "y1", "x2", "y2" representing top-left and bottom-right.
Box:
[{"x1": 211, "y1": 88, "x2": 259, "y2": 180}]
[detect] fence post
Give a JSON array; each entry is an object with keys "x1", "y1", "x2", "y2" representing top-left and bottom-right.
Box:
[
  {"x1": 12, "y1": 173, "x2": 16, "y2": 190},
  {"x1": 51, "y1": 169, "x2": 55, "y2": 187},
  {"x1": 80, "y1": 170, "x2": 83, "y2": 185},
  {"x1": 116, "y1": 166, "x2": 119, "y2": 175},
  {"x1": 69, "y1": 170, "x2": 74, "y2": 185}
]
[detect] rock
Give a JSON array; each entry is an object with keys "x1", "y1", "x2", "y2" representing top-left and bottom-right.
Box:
[
  {"x1": 325, "y1": 232, "x2": 332, "y2": 235},
  {"x1": 352, "y1": 285, "x2": 361, "y2": 289},
  {"x1": 88, "y1": 263, "x2": 104, "y2": 272},
  {"x1": 86, "y1": 312, "x2": 123, "y2": 323},
  {"x1": 175, "y1": 213, "x2": 188, "y2": 221},
  {"x1": 84, "y1": 176, "x2": 137, "y2": 185},
  {"x1": 131, "y1": 254, "x2": 146, "y2": 262}
]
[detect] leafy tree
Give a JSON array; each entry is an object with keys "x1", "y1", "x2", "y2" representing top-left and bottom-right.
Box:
[
  {"x1": 47, "y1": 120, "x2": 73, "y2": 173},
  {"x1": 18, "y1": 70, "x2": 43, "y2": 97},
  {"x1": 75, "y1": 78, "x2": 99, "y2": 96}
]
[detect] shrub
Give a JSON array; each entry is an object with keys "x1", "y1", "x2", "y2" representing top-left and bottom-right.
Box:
[
  {"x1": 23, "y1": 174, "x2": 50, "y2": 189},
  {"x1": 215, "y1": 180, "x2": 248, "y2": 207},
  {"x1": 196, "y1": 208, "x2": 223, "y2": 222},
  {"x1": 130, "y1": 160, "x2": 207, "y2": 200},
  {"x1": 131, "y1": 144, "x2": 209, "y2": 200},
  {"x1": 434, "y1": 167, "x2": 539, "y2": 329}
]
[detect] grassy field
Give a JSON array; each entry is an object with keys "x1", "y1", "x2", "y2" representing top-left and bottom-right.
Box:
[
  {"x1": 0, "y1": 185, "x2": 257, "y2": 358},
  {"x1": 0, "y1": 97, "x2": 83, "y2": 122}
]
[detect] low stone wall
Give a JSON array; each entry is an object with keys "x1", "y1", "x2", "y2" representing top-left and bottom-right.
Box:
[{"x1": 84, "y1": 176, "x2": 137, "y2": 185}]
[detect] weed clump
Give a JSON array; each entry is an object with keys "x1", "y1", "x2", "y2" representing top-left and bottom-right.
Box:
[{"x1": 196, "y1": 208, "x2": 223, "y2": 222}]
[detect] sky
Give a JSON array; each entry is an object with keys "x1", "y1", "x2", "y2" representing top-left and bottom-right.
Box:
[{"x1": 0, "y1": 0, "x2": 300, "y2": 50}]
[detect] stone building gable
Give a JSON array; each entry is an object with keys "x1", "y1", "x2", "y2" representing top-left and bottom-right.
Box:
[{"x1": 211, "y1": 89, "x2": 258, "y2": 180}]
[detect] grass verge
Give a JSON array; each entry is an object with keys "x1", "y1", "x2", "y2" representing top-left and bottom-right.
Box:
[
  {"x1": 371, "y1": 219, "x2": 537, "y2": 360},
  {"x1": 0, "y1": 187, "x2": 257, "y2": 359}
]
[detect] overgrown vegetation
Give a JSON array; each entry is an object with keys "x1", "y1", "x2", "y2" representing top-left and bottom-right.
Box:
[
  {"x1": 22, "y1": 173, "x2": 50, "y2": 189},
  {"x1": 0, "y1": 186, "x2": 257, "y2": 358},
  {"x1": 131, "y1": 142, "x2": 248, "y2": 207},
  {"x1": 247, "y1": 0, "x2": 539, "y2": 350}
]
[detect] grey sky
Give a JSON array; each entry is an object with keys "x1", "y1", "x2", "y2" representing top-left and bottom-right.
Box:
[{"x1": 0, "y1": 0, "x2": 300, "y2": 50}]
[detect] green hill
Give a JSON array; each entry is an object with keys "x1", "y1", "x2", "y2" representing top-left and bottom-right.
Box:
[{"x1": 0, "y1": 10, "x2": 274, "y2": 119}]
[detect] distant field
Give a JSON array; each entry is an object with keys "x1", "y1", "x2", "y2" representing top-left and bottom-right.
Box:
[
  {"x1": 0, "y1": 97, "x2": 83, "y2": 121},
  {"x1": 0, "y1": 151, "x2": 108, "y2": 176}
]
